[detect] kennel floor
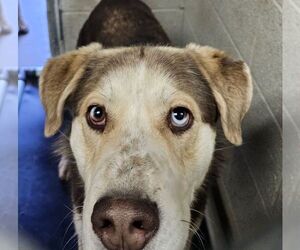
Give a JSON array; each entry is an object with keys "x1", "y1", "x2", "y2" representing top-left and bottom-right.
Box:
[{"x1": 19, "y1": 83, "x2": 76, "y2": 250}]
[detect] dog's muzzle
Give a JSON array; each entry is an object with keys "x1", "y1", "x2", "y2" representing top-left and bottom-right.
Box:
[{"x1": 91, "y1": 196, "x2": 159, "y2": 250}]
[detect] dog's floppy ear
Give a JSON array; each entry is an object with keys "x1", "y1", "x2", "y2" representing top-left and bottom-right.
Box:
[
  {"x1": 186, "y1": 43, "x2": 253, "y2": 145},
  {"x1": 39, "y1": 43, "x2": 102, "y2": 137}
]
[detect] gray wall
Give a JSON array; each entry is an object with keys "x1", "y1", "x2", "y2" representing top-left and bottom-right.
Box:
[
  {"x1": 283, "y1": 0, "x2": 300, "y2": 249},
  {"x1": 183, "y1": 0, "x2": 282, "y2": 249},
  {"x1": 48, "y1": 0, "x2": 283, "y2": 249}
]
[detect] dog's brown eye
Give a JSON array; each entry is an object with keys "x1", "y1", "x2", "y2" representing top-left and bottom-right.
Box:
[
  {"x1": 169, "y1": 107, "x2": 193, "y2": 133},
  {"x1": 86, "y1": 105, "x2": 106, "y2": 131}
]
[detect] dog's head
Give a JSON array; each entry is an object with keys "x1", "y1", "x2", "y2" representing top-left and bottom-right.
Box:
[{"x1": 40, "y1": 43, "x2": 252, "y2": 250}]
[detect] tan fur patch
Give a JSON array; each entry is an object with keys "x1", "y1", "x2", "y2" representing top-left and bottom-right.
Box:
[
  {"x1": 186, "y1": 43, "x2": 253, "y2": 145},
  {"x1": 39, "y1": 43, "x2": 103, "y2": 137}
]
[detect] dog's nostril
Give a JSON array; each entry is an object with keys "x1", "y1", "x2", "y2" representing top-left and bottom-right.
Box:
[
  {"x1": 132, "y1": 220, "x2": 144, "y2": 230},
  {"x1": 99, "y1": 219, "x2": 113, "y2": 229}
]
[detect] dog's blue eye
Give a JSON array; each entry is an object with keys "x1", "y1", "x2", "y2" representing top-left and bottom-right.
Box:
[
  {"x1": 86, "y1": 105, "x2": 106, "y2": 131},
  {"x1": 169, "y1": 107, "x2": 193, "y2": 133}
]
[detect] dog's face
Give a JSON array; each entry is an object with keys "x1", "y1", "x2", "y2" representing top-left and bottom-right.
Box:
[{"x1": 40, "y1": 43, "x2": 252, "y2": 250}]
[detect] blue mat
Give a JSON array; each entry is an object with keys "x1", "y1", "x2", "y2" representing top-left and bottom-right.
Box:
[{"x1": 18, "y1": 84, "x2": 76, "y2": 250}]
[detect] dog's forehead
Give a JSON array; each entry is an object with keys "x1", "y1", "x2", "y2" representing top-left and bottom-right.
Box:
[
  {"x1": 100, "y1": 58, "x2": 177, "y2": 105},
  {"x1": 75, "y1": 47, "x2": 217, "y2": 124}
]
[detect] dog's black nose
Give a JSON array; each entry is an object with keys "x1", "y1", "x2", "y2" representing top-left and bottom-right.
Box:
[{"x1": 91, "y1": 196, "x2": 159, "y2": 250}]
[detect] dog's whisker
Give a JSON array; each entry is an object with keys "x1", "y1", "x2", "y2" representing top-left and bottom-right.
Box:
[
  {"x1": 70, "y1": 229, "x2": 82, "y2": 250},
  {"x1": 189, "y1": 220, "x2": 205, "y2": 238},
  {"x1": 63, "y1": 232, "x2": 78, "y2": 250},
  {"x1": 190, "y1": 208, "x2": 206, "y2": 216},
  {"x1": 56, "y1": 205, "x2": 83, "y2": 237},
  {"x1": 62, "y1": 219, "x2": 75, "y2": 247},
  {"x1": 58, "y1": 210, "x2": 74, "y2": 225},
  {"x1": 185, "y1": 232, "x2": 202, "y2": 250},
  {"x1": 196, "y1": 231, "x2": 206, "y2": 250},
  {"x1": 180, "y1": 222, "x2": 200, "y2": 249},
  {"x1": 64, "y1": 204, "x2": 73, "y2": 212},
  {"x1": 190, "y1": 226, "x2": 205, "y2": 250},
  {"x1": 190, "y1": 208, "x2": 216, "y2": 225},
  {"x1": 185, "y1": 218, "x2": 203, "y2": 236},
  {"x1": 70, "y1": 240, "x2": 78, "y2": 250},
  {"x1": 75, "y1": 241, "x2": 84, "y2": 250},
  {"x1": 58, "y1": 130, "x2": 70, "y2": 141},
  {"x1": 70, "y1": 233, "x2": 79, "y2": 250},
  {"x1": 52, "y1": 206, "x2": 78, "y2": 239},
  {"x1": 64, "y1": 204, "x2": 83, "y2": 214},
  {"x1": 181, "y1": 219, "x2": 206, "y2": 250}
]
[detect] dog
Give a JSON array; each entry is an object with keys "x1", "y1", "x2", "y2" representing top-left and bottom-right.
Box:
[
  {"x1": 0, "y1": 0, "x2": 11, "y2": 35},
  {"x1": 39, "y1": 0, "x2": 253, "y2": 249}
]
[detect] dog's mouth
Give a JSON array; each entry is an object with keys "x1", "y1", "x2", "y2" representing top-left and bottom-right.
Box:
[{"x1": 91, "y1": 196, "x2": 159, "y2": 250}]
